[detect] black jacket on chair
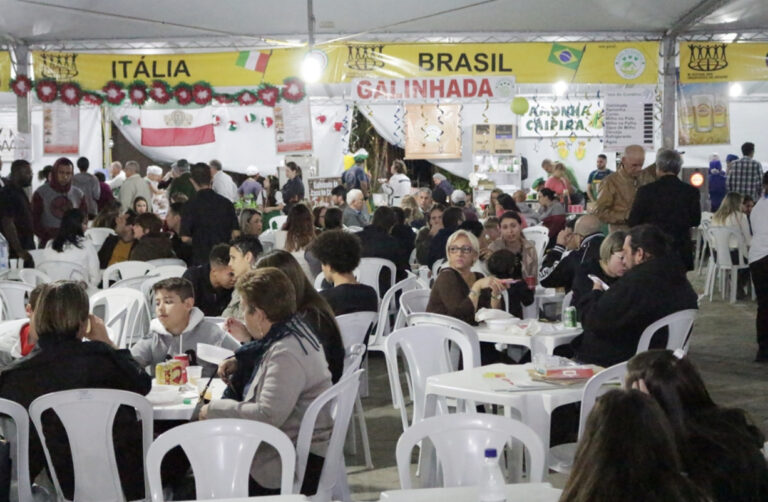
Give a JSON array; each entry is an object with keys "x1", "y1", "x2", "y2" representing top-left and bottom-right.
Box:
[
  {"x1": 539, "y1": 233, "x2": 604, "y2": 291},
  {"x1": 571, "y1": 254, "x2": 698, "y2": 367},
  {"x1": 628, "y1": 175, "x2": 702, "y2": 271}
]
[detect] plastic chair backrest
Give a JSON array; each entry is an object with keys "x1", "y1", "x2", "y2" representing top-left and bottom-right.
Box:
[
  {"x1": 577, "y1": 362, "x2": 627, "y2": 439},
  {"x1": 431, "y1": 258, "x2": 446, "y2": 280},
  {"x1": 19, "y1": 268, "x2": 51, "y2": 287},
  {"x1": 36, "y1": 260, "x2": 88, "y2": 282},
  {"x1": 28, "y1": 389, "x2": 153, "y2": 502},
  {"x1": 395, "y1": 413, "x2": 546, "y2": 489},
  {"x1": 151, "y1": 265, "x2": 187, "y2": 278},
  {"x1": 270, "y1": 214, "x2": 288, "y2": 230},
  {"x1": 0, "y1": 398, "x2": 33, "y2": 501},
  {"x1": 522, "y1": 226, "x2": 549, "y2": 239},
  {"x1": 0, "y1": 281, "x2": 33, "y2": 320},
  {"x1": 146, "y1": 418, "x2": 295, "y2": 501},
  {"x1": 110, "y1": 275, "x2": 152, "y2": 291},
  {"x1": 385, "y1": 325, "x2": 480, "y2": 431},
  {"x1": 146, "y1": 258, "x2": 187, "y2": 268},
  {"x1": 343, "y1": 344, "x2": 365, "y2": 376},
  {"x1": 396, "y1": 289, "x2": 432, "y2": 329},
  {"x1": 336, "y1": 311, "x2": 377, "y2": 349},
  {"x1": 407, "y1": 312, "x2": 481, "y2": 371},
  {"x1": 84, "y1": 227, "x2": 116, "y2": 248},
  {"x1": 90, "y1": 288, "x2": 151, "y2": 348},
  {"x1": 314, "y1": 272, "x2": 325, "y2": 290},
  {"x1": 525, "y1": 233, "x2": 550, "y2": 264},
  {"x1": 369, "y1": 277, "x2": 420, "y2": 349},
  {"x1": 295, "y1": 369, "x2": 362, "y2": 501},
  {"x1": 707, "y1": 226, "x2": 748, "y2": 267},
  {"x1": 636, "y1": 309, "x2": 698, "y2": 354},
  {"x1": 356, "y1": 257, "x2": 396, "y2": 298},
  {"x1": 560, "y1": 290, "x2": 574, "y2": 322},
  {"x1": 700, "y1": 212, "x2": 713, "y2": 225},
  {"x1": 102, "y1": 260, "x2": 157, "y2": 288}
]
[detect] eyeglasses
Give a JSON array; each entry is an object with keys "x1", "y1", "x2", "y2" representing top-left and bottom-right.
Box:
[{"x1": 448, "y1": 246, "x2": 475, "y2": 255}]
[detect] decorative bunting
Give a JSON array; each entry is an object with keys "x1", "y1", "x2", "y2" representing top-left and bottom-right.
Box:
[
  {"x1": 128, "y1": 81, "x2": 149, "y2": 106},
  {"x1": 35, "y1": 79, "x2": 58, "y2": 103},
  {"x1": 59, "y1": 82, "x2": 82, "y2": 106}
]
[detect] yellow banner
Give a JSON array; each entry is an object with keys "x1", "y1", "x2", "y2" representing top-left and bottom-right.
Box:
[
  {"x1": 0, "y1": 52, "x2": 11, "y2": 92},
  {"x1": 33, "y1": 41, "x2": 659, "y2": 91},
  {"x1": 680, "y1": 42, "x2": 768, "y2": 83}
]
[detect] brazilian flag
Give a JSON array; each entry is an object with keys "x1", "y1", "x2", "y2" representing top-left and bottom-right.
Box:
[{"x1": 548, "y1": 43, "x2": 584, "y2": 70}]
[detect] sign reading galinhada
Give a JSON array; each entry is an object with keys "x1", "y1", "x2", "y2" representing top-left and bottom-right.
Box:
[{"x1": 517, "y1": 99, "x2": 604, "y2": 138}]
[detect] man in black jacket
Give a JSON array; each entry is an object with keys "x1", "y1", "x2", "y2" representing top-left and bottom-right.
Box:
[
  {"x1": 571, "y1": 224, "x2": 698, "y2": 367},
  {"x1": 98, "y1": 211, "x2": 137, "y2": 269},
  {"x1": 539, "y1": 214, "x2": 604, "y2": 291},
  {"x1": 182, "y1": 243, "x2": 235, "y2": 316},
  {"x1": 628, "y1": 149, "x2": 701, "y2": 270}
]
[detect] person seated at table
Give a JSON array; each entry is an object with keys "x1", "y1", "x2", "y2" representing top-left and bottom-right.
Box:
[
  {"x1": 311, "y1": 229, "x2": 379, "y2": 317},
  {"x1": 165, "y1": 202, "x2": 193, "y2": 266},
  {"x1": 275, "y1": 202, "x2": 319, "y2": 280},
  {"x1": 0, "y1": 283, "x2": 45, "y2": 368},
  {"x1": 711, "y1": 191, "x2": 752, "y2": 298},
  {"x1": 513, "y1": 190, "x2": 537, "y2": 222},
  {"x1": 426, "y1": 229, "x2": 509, "y2": 364},
  {"x1": 626, "y1": 350, "x2": 768, "y2": 502},
  {"x1": 239, "y1": 208, "x2": 263, "y2": 237},
  {"x1": 98, "y1": 210, "x2": 137, "y2": 268},
  {"x1": 131, "y1": 278, "x2": 241, "y2": 376},
  {"x1": 129, "y1": 212, "x2": 175, "y2": 261},
  {"x1": 200, "y1": 268, "x2": 333, "y2": 497},
  {"x1": 390, "y1": 206, "x2": 416, "y2": 262},
  {"x1": 560, "y1": 389, "x2": 708, "y2": 502},
  {"x1": 323, "y1": 207, "x2": 343, "y2": 231},
  {"x1": 478, "y1": 217, "x2": 500, "y2": 256},
  {"x1": 415, "y1": 204, "x2": 444, "y2": 266},
  {"x1": 222, "y1": 235, "x2": 263, "y2": 322},
  {"x1": 486, "y1": 249, "x2": 534, "y2": 318},
  {"x1": 571, "y1": 230, "x2": 627, "y2": 317},
  {"x1": 0, "y1": 281, "x2": 151, "y2": 501},
  {"x1": 357, "y1": 206, "x2": 409, "y2": 293},
  {"x1": 254, "y1": 251, "x2": 344, "y2": 384},
  {"x1": 312, "y1": 205, "x2": 327, "y2": 232},
  {"x1": 41, "y1": 208, "x2": 100, "y2": 288},
  {"x1": 181, "y1": 243, "x2": 235, "y2": 317},
  {"x1": 539, "y1": 214, "x2": 604, "y2": 292},
  {"x1": 484, "y1": 211, "x2": 538, "y2": 284},
  {"x1": 569, "y1": 224, "x2": 698, "y2": 367},
  {"x1": 536, "y1": 188, "x2": 567, "y2": 239},
  {"x1": 495, "y1": 193, "x2": 528, "y2": 227},
  {"x1": 132, "y1": 195, "x2": 149, "y2": 214},
  {"x1": 427, "y1": 206, "x2": 465, "y2": 268}
]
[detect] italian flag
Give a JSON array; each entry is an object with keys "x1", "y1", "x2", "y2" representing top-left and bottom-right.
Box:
[
  {"x1": 236, "y1": 50, "x2": 271, "y2": 73},
  {"x1": 140, "y1": 109, "x2": 216, "y2": 147}
]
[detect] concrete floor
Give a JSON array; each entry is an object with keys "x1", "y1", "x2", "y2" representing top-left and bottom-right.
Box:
[{"x1": 342, "y1": 272, "x2": 768, "y2": 501}]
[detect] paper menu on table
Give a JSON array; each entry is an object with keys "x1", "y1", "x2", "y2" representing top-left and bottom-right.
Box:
[{"x1": 482, "y1": 371, "x2": 554, "y2": 391}]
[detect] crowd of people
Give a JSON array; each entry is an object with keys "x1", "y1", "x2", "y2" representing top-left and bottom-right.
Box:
[{"x1": 0, "y1": 140, "x2": 765, "y2": 500}]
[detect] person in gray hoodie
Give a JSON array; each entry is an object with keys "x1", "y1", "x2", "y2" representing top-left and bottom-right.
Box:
[{"x1": 131, "y1": 277, "x2": 240, "y2": 376}]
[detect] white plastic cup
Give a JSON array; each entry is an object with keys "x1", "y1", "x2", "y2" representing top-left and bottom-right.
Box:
[{"x1": 186, "y1": 365, "x2": 203, "y2": 385}]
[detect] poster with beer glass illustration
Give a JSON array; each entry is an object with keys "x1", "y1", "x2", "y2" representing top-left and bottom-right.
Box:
[{"x1": 677, "y1": 82, "x2": 730, "y2": 146}]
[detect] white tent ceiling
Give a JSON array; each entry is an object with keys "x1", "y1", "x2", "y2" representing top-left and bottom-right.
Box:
[{"x1": 1, "y1": 0, "x2": 767, "y2": 50}]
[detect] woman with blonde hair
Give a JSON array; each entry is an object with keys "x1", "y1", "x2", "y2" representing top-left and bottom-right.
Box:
[
  {"x1": 400, "y1": 195, "x2": 424, "y2": 226},
  {"x1": 571, "y1": 230, "x2": 628, "y2": 313},
  {"x1": 712, "y1": 191, "x2": 751, "y2": 250}
]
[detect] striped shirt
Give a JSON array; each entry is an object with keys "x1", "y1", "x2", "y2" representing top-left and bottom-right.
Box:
[{"x1": 726, "y1": 156, "x2": 763, "y2": 201}]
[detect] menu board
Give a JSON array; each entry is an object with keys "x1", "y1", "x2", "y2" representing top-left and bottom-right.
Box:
[
  {"x1": 274, "y1": 99, "x2": 313, "y2": 153},
  {"x1": 307, "y1": 176, "x2": 338, "y2": 204},
  {"x1": 43, "y1": 104, "x2": 79, "y2": 154},
  {"x1": 603, "y1": 88, "x2": 655, "y2": 152}
]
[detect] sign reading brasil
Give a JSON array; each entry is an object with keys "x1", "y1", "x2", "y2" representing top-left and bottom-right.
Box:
[{"x1": 32, "y1": 42, "x2": 658, "y2": 91}]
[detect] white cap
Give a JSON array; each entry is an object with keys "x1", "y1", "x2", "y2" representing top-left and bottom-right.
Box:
[
  {"x1": 450, "y1": 189, "x2": 466, "y2": 204},
  {"x1": 146, "y1": 165, "x2": 162, "y2": 176},
  {"x1": 246, "y1": 165, "x2": 259, "y2": 177},
  {"x1": 353, "y1": 148, "x2": 369, "y2": 158}
]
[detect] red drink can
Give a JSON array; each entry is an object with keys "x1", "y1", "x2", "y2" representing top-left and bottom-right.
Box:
[{"x1": 173, "y1": 355, "x2": 189, "y2": 384}]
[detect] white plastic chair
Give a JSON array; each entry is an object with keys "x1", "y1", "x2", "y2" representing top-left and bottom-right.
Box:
[
  {"x1": 28, "y1": 389, "x2": 153, "y2": 502},
  {"x1": 396, "y1": 289, "x2": 432, "y2": 329},
  {"x1": 314, "y1": 272, "x2": 326, "y2": 291},
  {"x1": 407, "y1": 312, "x2": 482, "y2": 374},
  {"x1": 0, "y1": 398, "x2": 33, "y2": 501},
  {"x1": 18, "y1": 268, "x2": 51, "y2": 287},
  {"x1": 522, "y1": 225, "x2": 549, "y2": 240},
  {"x1": 368, "y1": 277, "x2": 421, "y2": 355},
  {"x1": 36, "y1": 260, "x2": 89, "y2": 282},
  {"x1": 705, "y1": 226, "x2": 751, "y2": 303},
  {"x1": 636, "y1": 309, "x2": 698, "y2": 354},
  {"x1": 110, "y1": 275, "x2": 153, "y2": 291},
  {"x1": 343, "y1": 344, "x2": 366, "y2": 377},
  {"x1": 695, "y1": 213, "x2": 713, "y2": 276},
  {"x1": 356, "y1": 257, "x2": 396, "y2": 298},
  {"x1": 0, "y1": 280, "x2": 33, "y2": 320},
  {"x1": 102, "y1": 260, "x2": 157, "y2": 288},
  {"x1": 84, "y1": 227, "x2": 116, "y2": 249},
  {"x1": 384, "y1": 325, "x2": 480, "y2": 433},
  {"x1": 146, "y1": 258, "x2": 187, "y2": 268},
  {"x1": 296, "y1": 369, "x2": 363, "y2": 502},
  {"x1": 335, "y1": 312, "x2": 377, "y2": 469},
  {"x1": 524, "y1": 232, "x2": 549, "y2": 265},
  {"x1": 270, "y1": 214, "x2": 288, "y2": 230},
  {"x1": 344, "y1": 225, "x2": 363, "y2": 233},
  {"x1": 396, "y1": 413, "x2": 546, "y2": 489},
  {"x1": 146, "y1": 418, "x2": 295, "y2": 501},
  {"x1": 431, "y1": 258, "x2": 446, "y2": 281},
  {"x1": 549, "y1": 362, "x2": 628, "y2": 474},
  {"x1": 152, "y1": 265, "x2": 187, "y2": 278},
  {"x1": 90, "y1": 288, "x2": 151, "y2": 347}
]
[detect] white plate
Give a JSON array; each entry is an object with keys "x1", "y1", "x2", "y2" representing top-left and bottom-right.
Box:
[
  {"x1": 147, "y1": 385, "x2": 182, "y2": 406},
  {"x1": 485, "y1": 318, "x2": 520, "y2": 328}
]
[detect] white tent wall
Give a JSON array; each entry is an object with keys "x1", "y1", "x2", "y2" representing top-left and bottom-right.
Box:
[
  {"x1": 0, "y1": 105, "x2": 103, "y2": 191},
  {"x1": 109, "y1": 100, "x2": 352, "y2": 177}
]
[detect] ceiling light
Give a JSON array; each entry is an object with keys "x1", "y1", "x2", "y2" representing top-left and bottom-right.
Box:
[
  {"x1": 301, "y1": 49, "x2": 327, "y2": 83},
  {"x1": 729, "y1": 83, "x2": 743, "y2": 98},
  {"x1": 553, "y1": 81, "x2": 568, "y2": 96}
]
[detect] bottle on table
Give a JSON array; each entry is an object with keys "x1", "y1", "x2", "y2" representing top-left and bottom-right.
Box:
[{"x1": 478, "y1": 447, "x2": 506, "y2": 502}]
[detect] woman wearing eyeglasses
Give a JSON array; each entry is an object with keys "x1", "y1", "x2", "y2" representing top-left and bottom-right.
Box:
[
  {"x1": 427, "y1": 229, "x2": 508, "y2": 364},
  {"x1": 571, "y1": 230, "x2": 628, "y2": 318}
]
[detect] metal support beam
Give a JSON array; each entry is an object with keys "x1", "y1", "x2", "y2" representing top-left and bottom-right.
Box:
[
  {"x1": 661, "y1": 35, "x2": 677, "y2": 150},
  {"x1": 12, "y1": 43, "x2": 32, "y2": 161},
  {"x1": 666, "y1": 0, "x2": 733, "y2": 38}
]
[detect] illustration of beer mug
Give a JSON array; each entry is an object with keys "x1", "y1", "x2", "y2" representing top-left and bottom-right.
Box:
[
  {"x1": 680, "y1": 102, "x2": 695, "y2": 129},
  {"x1": 713, "y1": 95, "x2": 727, "y2": 128},
  {"x1": 692, "y1": 94, "x2": 713, "y2": 133}
]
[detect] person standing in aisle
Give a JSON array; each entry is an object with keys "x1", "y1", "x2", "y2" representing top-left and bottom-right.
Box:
[
  {"x1": 727, "y1": 142, "x2": 763, "y2": 202},
  {"x1": 586, "y1": 154, "x2": 612, "y2": 206},
  {"x1": 210, "y1": 159, "x2": 238, "y2": 202},
  {"x1": 32, "y1": 157, "x2": 87, "y2": 247},
  {"x1": 749, "y1": 173, "x2": 768, "y2": 363},
  {"x1": 72, "y1": 157, "x2": 100, "y2": 218}
]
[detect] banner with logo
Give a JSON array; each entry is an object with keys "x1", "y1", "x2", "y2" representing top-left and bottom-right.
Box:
[
  {"x1": 32, "y1": 42, "x2": 658, "y2": 91},
  {"x1": 680, "y1": 42, "x2": 768, "y2": 83},
  {"x1": 405, "y1": 103, "x2": 462, "y2": 159},
  {"x1": 350, "y1": 76, "x2": 515, "y2": 102},
  {"x1": 677, "y1": 82, "x2": 730, "y2": 146},
  {"x1": 517, "y1": 98, "x2": 604, "y2": 138}
]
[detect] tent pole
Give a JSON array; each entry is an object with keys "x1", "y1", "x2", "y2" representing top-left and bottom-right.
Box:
[
  {"x1": 660, "y1": 35, "x2": 676, "y2": 150},
  {"x1": 12, "y1": 43, "x2": 32, "y2": 160}
]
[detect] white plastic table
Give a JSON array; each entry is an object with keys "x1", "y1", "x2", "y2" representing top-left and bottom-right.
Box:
[
  {"x1": 523, "y1": 287, "x2": 566, "y2": 319},
  {"x1": 151, "y1": 379, "x2": 227, "y2": 420},
  {"x1": 475, "y1": 321, "x2": 581, "y2": 358},
  {"x1": 424, "y1": 364, "x2": 591, "y2": 465},
  {"x1": 380, "y1": 482, "x2": 561, "y2": 501},
  {"x1": 179, "y1": 496, "x2": 308, "y2": 502}
]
